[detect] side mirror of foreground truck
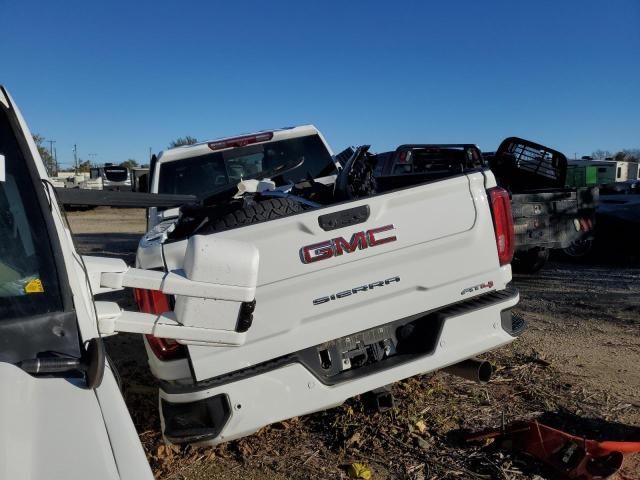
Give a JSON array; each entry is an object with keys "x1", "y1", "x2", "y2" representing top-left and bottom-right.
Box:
[{"x1": 83, "y1": 235, "x2": 259, "y2": 346}]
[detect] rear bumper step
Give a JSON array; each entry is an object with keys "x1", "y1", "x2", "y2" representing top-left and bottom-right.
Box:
[
  {"x1": 166, "y1": 288, "x2": 520, "y2": 395},
  {"x1": 160, "y1": 288, "x2": 521, "y2": 445}
]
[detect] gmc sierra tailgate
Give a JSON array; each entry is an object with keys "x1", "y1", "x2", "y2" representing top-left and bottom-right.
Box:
[{"x1": 162, "y1": 171, "x2": 511, "y2": 381}]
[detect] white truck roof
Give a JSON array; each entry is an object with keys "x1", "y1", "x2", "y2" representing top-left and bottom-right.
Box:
[{"x1": 155, "y1": 124, "x2": 331, "y2": 165}]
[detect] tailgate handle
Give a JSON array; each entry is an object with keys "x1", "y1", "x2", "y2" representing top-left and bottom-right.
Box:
[{"x1": 318, "y1": 205, "x2": 370, "y2": 231}]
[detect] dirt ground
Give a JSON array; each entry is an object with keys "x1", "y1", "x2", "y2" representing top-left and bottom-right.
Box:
[{"x1": 67, "y1": 207, "x2": 640, "y2": 480}]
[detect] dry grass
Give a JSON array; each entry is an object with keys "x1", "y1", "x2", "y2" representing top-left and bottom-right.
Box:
[{"x1": 109, "y1": 332, "x2": 638, "y2": 480}]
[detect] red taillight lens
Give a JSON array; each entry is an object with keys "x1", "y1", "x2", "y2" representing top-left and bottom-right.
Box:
[
  {"x1": 488, "y1": 187, "x2": 515, "y2": 266},
  {"x1": 207, "y1": 132, "x2": 273, "y2": 151},
  {"x1": 133, "y1": 288, "x2": 183, "y2": 361},
  {"x1": 145, "y1": 335, "x2": 182, "y2": 361},
  {"x1": 133, "y1": 288, "x2": 170, "y2": 314}
]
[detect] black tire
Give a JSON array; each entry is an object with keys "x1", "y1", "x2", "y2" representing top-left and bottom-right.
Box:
[
  {"x1": 200, "y1": 197, "x2": 305, "y2": 234},
  {"x1": 512, "y1": 247, "x2": 549, "y2": 274},
  {"x1": 561, "y1": 238, "x2": 594, "y2": 260}
]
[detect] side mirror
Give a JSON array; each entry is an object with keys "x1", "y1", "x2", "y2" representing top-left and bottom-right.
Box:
[
  {"x1": 0, "y1": 153, "x2": 5, "y2": 182},
  {"x1": 82, "y1": 236, "x2": 259, "y2": 346}
]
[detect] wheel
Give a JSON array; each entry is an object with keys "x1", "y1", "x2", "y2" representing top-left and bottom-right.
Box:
[
  {"x1": 562, "y1": 238, "x2": 594, "y2": 259},
  {"x1": 512, "y1": 247, "x2": 549, "y2": 274},
  {"x1": 198, "y1": 197, "x2": 305, "y2": 234}
]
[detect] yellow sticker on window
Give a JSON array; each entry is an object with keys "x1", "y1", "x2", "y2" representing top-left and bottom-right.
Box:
[{"x1": 25, "y1": 279, "x2": 44, "y2": 293}]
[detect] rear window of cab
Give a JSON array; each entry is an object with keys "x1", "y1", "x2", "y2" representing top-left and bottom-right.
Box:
[{"x1": 158, "y1": 134, "x2": 336, "y2": 196}]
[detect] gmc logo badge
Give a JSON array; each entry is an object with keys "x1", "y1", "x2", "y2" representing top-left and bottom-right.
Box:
[{"x1": 300, "y1": 224, "x2": 397, "y2": 264}]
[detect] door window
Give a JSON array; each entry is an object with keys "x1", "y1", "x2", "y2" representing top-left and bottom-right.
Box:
[{"x1": 0, "y1": 111, "x2": 63, "y2": 318}]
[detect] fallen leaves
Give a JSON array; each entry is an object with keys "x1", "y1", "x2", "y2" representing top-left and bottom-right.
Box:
[
  {"x1": 414, "y1": 420, "x2": 427, "y2": 434},
  {"x1": 348, "y1": 462, "x2": 372, "y2": 479},
  {"x1": 346, "y1": 431, "x2": 363, "y2": 448}
]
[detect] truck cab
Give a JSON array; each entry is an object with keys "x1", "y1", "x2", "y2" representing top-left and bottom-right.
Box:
[{"x1": 145, "y1": 125, "x2": 338, "y2": 229}]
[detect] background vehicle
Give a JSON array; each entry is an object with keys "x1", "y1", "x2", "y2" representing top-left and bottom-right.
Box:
[
  {"x1": 565, "y1": 180, "x2": 640, "y2": 259},
  {"x1": 485, "y1": 138, "x2": 598, "y2": 272},
  {"x1": 371, "y1": 142, "x2": 485, "y2": 190},
  {"x1": 131, "y1": 166, "x2": 149, "y2": 192},
  {"x1": 566, "y1": 163, "x2": 598, "y2": 189},
  {"x1": 597, "y1": 181, "x2": 640, "y2": 241},
  {"x1": 567, "y1": 159, "x2": 640, "y2": 185},
  {"x1": 90, "y1": 163, "x2": 133, "y2": 191},
  {"x1": 135, "y1": 140, "x2": 523, "y2": 446},
  {"x1": 0, "y1": 86, "x2": 153, "y2": 479},
  {"x1": 371, "y1": 139, "x2": 598, "y2": 272}
]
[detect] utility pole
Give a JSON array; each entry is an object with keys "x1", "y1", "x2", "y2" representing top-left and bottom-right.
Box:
[
  {"x1": 47, "y1": 140, "x2": 56, "y2": 174},
  {"x1": 54, "y1": 147, "x2": 58, "y2": 174},
  {"x1": 73, "y1": 144, "x2": 78, "y2": 173}
]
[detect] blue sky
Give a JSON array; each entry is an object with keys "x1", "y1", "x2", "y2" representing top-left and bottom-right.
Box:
[{"x1": 1, "y1": 0, "x2": 639, "y2": 168}]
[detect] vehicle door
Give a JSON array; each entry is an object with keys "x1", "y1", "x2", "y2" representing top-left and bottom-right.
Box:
[{"x1": 0, "y1": 86, "x2": 153, "y2": 480}]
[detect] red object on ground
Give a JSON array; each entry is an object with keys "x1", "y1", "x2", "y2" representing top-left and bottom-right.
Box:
[{"x1": 466, "y1": 420, "x2": 640, "y2": 479}]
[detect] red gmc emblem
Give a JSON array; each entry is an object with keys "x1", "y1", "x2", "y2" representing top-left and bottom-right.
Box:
[{"x1": 300, "y1": 224, "x2": 397, "y2": 264}]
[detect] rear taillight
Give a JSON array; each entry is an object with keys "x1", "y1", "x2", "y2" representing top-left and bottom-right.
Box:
[
  {"x1": 133, "y1": 288, "x2": 170, "y2": 314},
  {"x1": 133, "y1": 288, "x2": 184, "y2": 361},
  {"x1": 145, "y1": 335, "x2": 183, "y2": 361},
  {"x1": 488, "y1": 187, "x2": 515, "y2": 266},
  {"x1": 207, "y1": 132, "x2": 273, "y2": 151}
]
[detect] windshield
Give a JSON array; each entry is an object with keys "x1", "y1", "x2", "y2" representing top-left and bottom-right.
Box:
[
  {"x1": 103, "y1": 166, "x2": 129, "y2": 182},
  {"x1": 392, "y1": 148, "x2": 478, "y2": 175},
  {"x1": 0, "y1": 109, "x2": 63, "y2": 317},
  {"x1": 157, "y1": 134, "x2": 336, "y2": 196}
]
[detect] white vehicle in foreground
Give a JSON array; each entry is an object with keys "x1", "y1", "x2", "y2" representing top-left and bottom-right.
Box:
[
  {"x1": 135, "y1": 131, "x2": 525, "y2": 445},
  {"x1": 0, "y1": 86, "x2": 153, "y2": 479}
]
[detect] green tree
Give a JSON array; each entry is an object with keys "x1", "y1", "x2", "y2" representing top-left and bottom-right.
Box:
[
  {"x1": 168, "y1": 136, "x2": 198, "y2": 148},
  {"x1": 32, "y1": 134, "x2": 57, "y2": 176},
  {"x1": 77, "y1": 160, "x2": 92, "y2": 173},
  {"x1": 120, "y1": 159, "x2": 139, "y2": 170}
]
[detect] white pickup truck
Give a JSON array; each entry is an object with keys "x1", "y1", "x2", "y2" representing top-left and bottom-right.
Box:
[
  {"x1": 134, "y1": 130, "x2": 524, "y2": 445},
  {"x1": 0, "y1": 85, "x2": 519, "y2": 472}
]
